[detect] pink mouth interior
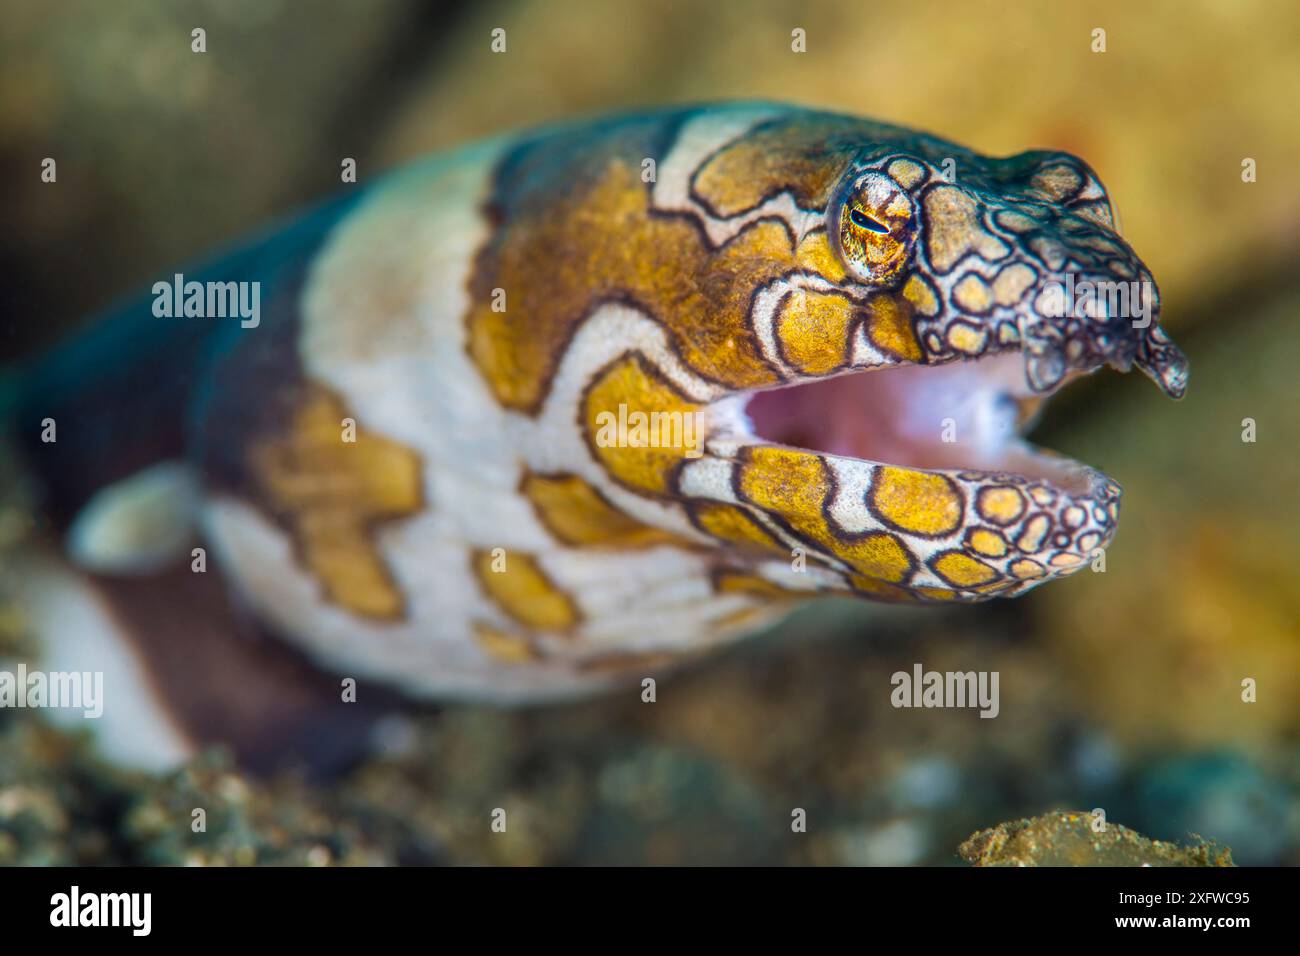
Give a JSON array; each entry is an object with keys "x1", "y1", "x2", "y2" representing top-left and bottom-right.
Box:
[{"x1": 743, "y1": 354, "x2": 1093, "y2": 493}]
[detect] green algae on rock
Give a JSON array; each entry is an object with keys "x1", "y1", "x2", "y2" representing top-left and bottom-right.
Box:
[{"x1": 958, "y1": 810, "x2": 1234, "y2": 867}]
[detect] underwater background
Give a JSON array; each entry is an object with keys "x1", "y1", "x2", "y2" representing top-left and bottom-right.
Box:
[{"x1": 1, "y1": 0, "x2": 1297, "y2": 865}]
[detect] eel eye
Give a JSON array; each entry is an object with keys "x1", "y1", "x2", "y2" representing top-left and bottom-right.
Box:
[
  {"x1": 832, "y1": 170, "x2": 918, "y2": 286},
  {"x1": 849, "y1": 209, "x2": 889, "y2": 234}
]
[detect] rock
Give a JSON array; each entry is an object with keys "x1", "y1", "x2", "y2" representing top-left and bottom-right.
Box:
[{"x1": 959, "y1": 810, "x2": 1233, "y2": 867}]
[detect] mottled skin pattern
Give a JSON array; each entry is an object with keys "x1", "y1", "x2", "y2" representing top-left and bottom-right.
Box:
[
  {"x1": 457, "y1": 105, "x2": 1183, "y2": 613},
  {"x1": 8, "y1": 103, "x2": 1187, "y2": 763}
]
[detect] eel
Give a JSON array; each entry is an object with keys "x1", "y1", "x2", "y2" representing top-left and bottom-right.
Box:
[{"x1": 1, "y1": 102, "x2": 1188, "y2": 771}]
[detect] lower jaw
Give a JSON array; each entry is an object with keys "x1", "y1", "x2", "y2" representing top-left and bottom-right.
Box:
[{"x1": 709, "y1": 352, "x2": 1121, "y2": 597}]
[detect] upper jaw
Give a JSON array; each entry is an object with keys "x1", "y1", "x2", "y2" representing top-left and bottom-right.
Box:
[{"x1": 1016, "y1": 300, "x2": 1189, "y2": 400}]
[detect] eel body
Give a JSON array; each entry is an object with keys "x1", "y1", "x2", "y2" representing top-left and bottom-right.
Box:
[{"x1": 3, "y1": 102, "x2": 1187, "y2": 769}]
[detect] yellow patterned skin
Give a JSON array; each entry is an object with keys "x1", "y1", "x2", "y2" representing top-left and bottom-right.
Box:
[
  {"x1": 471, "y1": 549, "x2": 580, "y2": 632},
  {"x1": 450, "y1": 103, "x2": 1186, "y2": 624},
  {"x1": 247, "y1": 385, "x2": 423, "y2": 620}
]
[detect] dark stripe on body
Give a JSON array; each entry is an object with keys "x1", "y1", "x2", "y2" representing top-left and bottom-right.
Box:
[{"x1": 9, "y1": 191, "x2": 366, "y2": 528}]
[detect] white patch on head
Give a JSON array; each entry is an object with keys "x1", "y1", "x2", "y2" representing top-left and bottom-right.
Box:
[
  {"x1": 653, "y1": 106, "x2": 821, "y2": 246},
  {"x1": 301, "y1": 141, "x2": 525, "y2": 484},
  {"x1": 653, "y1": 106, "x2": 778, "y2": 210}
]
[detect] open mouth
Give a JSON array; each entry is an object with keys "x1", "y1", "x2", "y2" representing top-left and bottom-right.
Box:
[
  {"x1": 688, "y1": 282, "x2": 1186, "y2": 597},
  {"x1": 742, "y1": 352, "x2": 1097, "y2": 496},
  {"x1": 699, "y1": 347, "x2": 1136, "y2": 599}
]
